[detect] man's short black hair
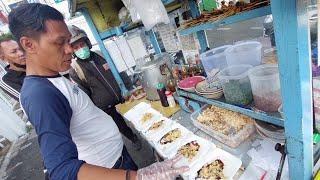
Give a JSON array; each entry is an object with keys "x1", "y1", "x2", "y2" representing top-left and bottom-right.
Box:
[{"x1": 8, "y1": 3, "x2": 64, "y2": 45}]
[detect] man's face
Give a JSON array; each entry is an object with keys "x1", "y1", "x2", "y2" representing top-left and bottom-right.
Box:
[
  {"x1": 1, "y1": 40, "x2": 26, "y2": 65},
  {"x1": 32, "y1": 20, "x2": 73, "y2": 73},
  {"x1": 71, "y1": 39, "x2": 87, "y2": 51}
]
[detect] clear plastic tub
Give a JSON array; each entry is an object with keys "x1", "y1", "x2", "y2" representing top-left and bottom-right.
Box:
[
  {"x1": 218, "y1": 65, "x2": 253, "y2": 105},
  {"x1": 248, "y1": 64, "x2": 282, "y2": 112},
  {"x1": 200, "y1": 45, "x2": 231, "y2": 75},
  {"x1": 191, "y1": 105, "x2": 256, "y2": 148},
  {"x1": 225, "y1": 41, "x2": 262, "y2": 67}
]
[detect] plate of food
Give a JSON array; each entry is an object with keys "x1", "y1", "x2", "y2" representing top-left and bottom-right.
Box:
[
  {"x1": 123, "y1": 102, "x2": 151, "y2": 122},
  {"x1": 129, "y1": 108, "x2": 163, "y2": 132},
  {"x1": 188, "y1": 148, "x2": 242, "y2": 180},
  {"x1": 143, "y1": 118, "x2": 173, "y2": 141},
  {"x1": 170, "y1": 135, "x2": 215, "y2": 169},
  {"x1": 153, "y1": 123, "x2": 192, "y2": 158}
]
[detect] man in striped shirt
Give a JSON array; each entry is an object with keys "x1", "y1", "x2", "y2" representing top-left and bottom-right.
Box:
[{"x1": 0, "y1": 33, "x2": 26, "y2": 101}]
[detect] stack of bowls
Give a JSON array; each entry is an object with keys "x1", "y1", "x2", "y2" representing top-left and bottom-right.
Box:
[
  {"x1": 254, "y1": 121, "x2": 285, "y2": 143},
  {"x1": 195, "y1": 79, "x2": 223, "y2": 99}
]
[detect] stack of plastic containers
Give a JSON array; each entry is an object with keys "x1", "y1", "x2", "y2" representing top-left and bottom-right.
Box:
[
  {"x1": 225, "y1": 41, "x2": 262, "y2": 67},
  {"x1": 248, "y1": 64, "x2": 282, "y2": 112},
  {"x1": 200, "y1": 45, "x2": 232, "y2": 75},
  {"x1": 218, "y1": 65, "x2": 253, "y2": 105}
]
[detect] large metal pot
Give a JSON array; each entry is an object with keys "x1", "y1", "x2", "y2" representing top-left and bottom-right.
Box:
[{"x1": 136, "y1": 53, "x2": 172, "y2": 100}]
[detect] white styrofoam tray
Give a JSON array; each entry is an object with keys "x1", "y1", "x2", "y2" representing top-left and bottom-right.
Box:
[
  {"x1": 123, "y1": 102, "x2": 151, "y2": 121},
  {"x1": 188, "y1": 148, "x2": 242, "y2": 180},
  {"x1": 152, "y1": 123, "x2": 193, "y2": 158},
  {"x1": 170, "y1": 135, "x2": 216, "y2": 166},
  {"x1": 124, "y1": 103, "x2": 163, "y2": 132},
  {"x1": 143, "y1": 117, "x2": 174, "y2": 141}
]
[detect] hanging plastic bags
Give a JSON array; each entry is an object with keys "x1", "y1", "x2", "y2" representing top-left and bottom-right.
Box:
[
  {"x1": 121, "y1": 0, "x2": 141, "y2": 23},
  {"x1": 129, "y1": 0, "x2": 170, "y2": 30}
]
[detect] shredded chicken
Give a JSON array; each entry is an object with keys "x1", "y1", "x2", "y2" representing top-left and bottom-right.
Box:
[
  {"x1": 177, "y1": 141, "x2": 200, "y2": 161},
  {"x1": 160, "y1": 128, "x2": 181, "y2": 145},
  {"x1": 197, "y1": 106, "x2": 252, "y2": 135},
  {"x1": 141, "y1": 113, "x2": 153, "y2": 123},
  {"x1": 148, "y1": 120, "x2": 164, "y2": 131},
  {"x1": 196, "y1": 159, "x2": 224, "y2": 180}
]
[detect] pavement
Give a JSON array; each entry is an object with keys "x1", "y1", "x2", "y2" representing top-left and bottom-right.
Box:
[{"x1": 0, "y1": 128, "x2": 156, "y2": 180}]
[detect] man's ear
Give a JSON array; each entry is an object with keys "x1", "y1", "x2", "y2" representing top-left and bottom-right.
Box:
[{"x1": 20, "y1": 36, "x2": 37, "y2": 54}]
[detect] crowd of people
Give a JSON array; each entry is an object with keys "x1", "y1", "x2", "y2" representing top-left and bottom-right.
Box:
[{"x1": 0, "y1": 3, "x2": 188, "y2": 180}]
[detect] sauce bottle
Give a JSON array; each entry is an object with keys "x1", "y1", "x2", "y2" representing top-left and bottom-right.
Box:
[{"x1": 156, "y1": 83, "x2": 169, "y2": 107}]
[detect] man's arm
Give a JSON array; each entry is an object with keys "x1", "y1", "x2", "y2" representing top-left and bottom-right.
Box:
[{"x1": 78, "y1": 163, "x2": 136, "y2": 180}]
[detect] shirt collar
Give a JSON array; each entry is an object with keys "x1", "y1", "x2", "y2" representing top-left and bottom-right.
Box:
[{"x1": 5, "y1": 65, "x2": 26, "y2": 77}]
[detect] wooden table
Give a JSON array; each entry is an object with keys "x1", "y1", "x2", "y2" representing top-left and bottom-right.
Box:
[{"x1": 116, "y1": 97, "x2": 180, "y2": 117}]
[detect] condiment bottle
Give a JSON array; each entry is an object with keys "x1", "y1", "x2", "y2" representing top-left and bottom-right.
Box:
[
  {"x1": 166, "y1": 75, "x2": 176, "y2": 92},
  {"x1": 165, "y1": 91, "x2": 176, "y2": 108},
  {"x1": 156, "y1": 83, "x2": 169, "y2": 107},
  {"x1": 181, "y1": 66, "x2": 188, "y2": 79}
]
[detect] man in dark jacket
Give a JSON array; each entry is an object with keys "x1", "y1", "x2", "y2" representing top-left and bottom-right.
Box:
[
  {"x1": 68, "y1": 25, "x2": 141, "y2": 149},
  {"x1": 0, "y1": 33, "x2": 26, "y2": 101}
]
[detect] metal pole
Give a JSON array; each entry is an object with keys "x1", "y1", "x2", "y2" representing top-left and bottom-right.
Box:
[
  {"x1": 187, "y1": 0, "x2": 208, "y2": 53},
  {"x1": 271, "y1": 0, "x2": 313, "y2": 179},
  {"x1": 147, "y1": 30, "x2": 161, "y2": 54}
]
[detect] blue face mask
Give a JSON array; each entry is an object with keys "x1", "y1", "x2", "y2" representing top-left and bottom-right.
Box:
[{"x1": 74, "y1": 46, "x2": 90, "y2": 60}]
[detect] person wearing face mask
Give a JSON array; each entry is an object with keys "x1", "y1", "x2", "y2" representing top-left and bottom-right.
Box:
[
  {"x1": 68, "y1": 25, "x2": 142, "y2": 150},
  {"x1": 0, "y1": 33, "x2": 26, "y2": 101}
]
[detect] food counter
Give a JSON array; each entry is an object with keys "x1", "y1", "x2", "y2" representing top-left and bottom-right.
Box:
[
  {"x1": 116, "y1": 97, "x2": 180, "y2": 118},
  {"x1": 120, "y1": 101, "x2": 286, "y2": 179}
]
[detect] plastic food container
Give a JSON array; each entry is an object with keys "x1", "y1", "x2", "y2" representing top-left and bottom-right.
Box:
[
  {"x1": 200, "y1": 45, "x2": 231, "y2": 75},
  {"x1": 218, "y1": 65, "x2": 253, "y2": 105},
  {"x1": 190, "y1": 105, "x2": 256, "y2": 148},
  {"x1": 248, "y1": 64, "x2": 282, "y2": 112},
  {"x1": 225, "y1": 41, "x2": 262, "y2": 67}
]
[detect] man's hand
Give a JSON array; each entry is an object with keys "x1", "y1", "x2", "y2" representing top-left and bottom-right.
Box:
[{"x1": 136, "y1": 155, "x2": 189, "y2": 180}]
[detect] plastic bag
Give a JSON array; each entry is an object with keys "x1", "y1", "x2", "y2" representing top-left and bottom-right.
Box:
[
  {"x1": 121, "y1": 0, "x2": 141, "y2": 23},
  {"x1": 131, "y1": 0, "x2": 170, "y2": 30}
]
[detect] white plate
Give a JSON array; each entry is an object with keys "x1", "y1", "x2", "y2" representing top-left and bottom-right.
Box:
[
  {"x1": 134, "y1": 109, "x2": 163, "y2": 132},
  {"x1": 153, "y1": 123, "x2": 193, "y2": 158},
  {"x1": 170, "y1": 135, "x2": 216, "y2": 172},
  {"x1": 188, "y1": 148, "x2": 242, "y2": 180},
  {"x1": 143, "y1": 118, "x2": 174, "y2": 140},
  {"x1": 123, "y1": 102, "x2": 151, "y2": 122}
]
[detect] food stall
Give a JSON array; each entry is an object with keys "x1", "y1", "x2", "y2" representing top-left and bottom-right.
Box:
[{"x1": 68, "y1": 0, "x2": 317, "y2": 179}]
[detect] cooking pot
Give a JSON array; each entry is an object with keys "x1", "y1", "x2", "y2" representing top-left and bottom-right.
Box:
[{"x1": 135, "y1": 53, "x2": 172, "y2": 100}]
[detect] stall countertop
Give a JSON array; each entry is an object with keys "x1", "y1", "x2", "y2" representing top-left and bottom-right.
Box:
[{"x1": 116, "y1": 97, "x2": 180, "y2": 117}]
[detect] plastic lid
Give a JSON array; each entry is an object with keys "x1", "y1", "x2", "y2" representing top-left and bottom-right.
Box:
[
  {"x1": 156, "y1": 83, "x2": 165, "y2": 89},
  {"x1": 165, "y1": 91, "x2": 172, "y2": 96}
]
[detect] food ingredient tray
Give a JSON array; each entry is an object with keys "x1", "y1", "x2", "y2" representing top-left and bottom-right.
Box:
[
  {"x1": 191, "y1": 105, "x2": 256, "y2": 148},
  {"x1": 123, "y1": 102, "x2": 163, "y2": 132},
  {"x1": 152, "y1": 123, "x2": 193, "y2": 158},
  {"x1": 188, "y1": 148, "x2": 242, "y2": 180},
  {"x1": 170, "y1": 135, "x2": 216, "y2": 169}
]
